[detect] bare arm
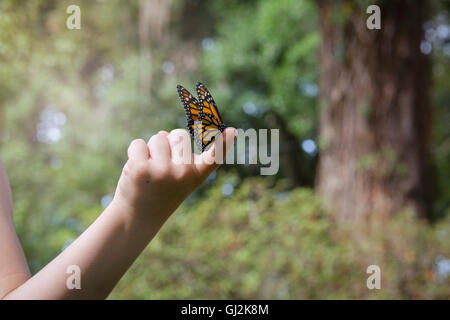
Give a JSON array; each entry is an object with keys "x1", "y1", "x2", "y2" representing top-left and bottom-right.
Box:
[
  {"x1": 2, "y1": 128, "x2": 236, "y2": 299},
  {"x1": 3, "y1": 198, "x2": 162, "y2": 299},
  {"x1": 0, "y1": 159, "x2": 31, "y2": 298}
]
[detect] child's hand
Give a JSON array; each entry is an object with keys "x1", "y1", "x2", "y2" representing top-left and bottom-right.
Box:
[
  {"x1": 0, "y1": 128, "x2": 236, "y2": 299},
  {"x1": 113, "y1": 128, "x2": 237, "y2": 225}
]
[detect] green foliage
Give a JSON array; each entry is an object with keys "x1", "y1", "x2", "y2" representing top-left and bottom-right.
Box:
[
  {"x1": 201, "y1": 0, "x2": 319, "y2": 137},
  {"x1": 111, "y1": 173, "x2": 450, "y2": 299},
  {"x1": 0, "y1": 0, "x2": 448, "y2": 299},
  {"x1": 431, "y1": 17, "x2": 450, "y2": 219}
]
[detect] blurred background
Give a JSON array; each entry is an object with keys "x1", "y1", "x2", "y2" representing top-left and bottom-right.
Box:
[{"x1": 0, "y1": 0, "x2": 449, "y2": 299}]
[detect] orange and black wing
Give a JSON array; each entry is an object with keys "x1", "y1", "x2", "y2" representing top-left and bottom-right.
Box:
[
  {"x1": 193, "y1": 117, "x2": 223, "y2": 152},
  {"x1": 177, "y1": 84, "x2": 201, "y2": 138},
  {"x1": 196, "y1": 82, "x2": 227, "y2": 151},
  {"x1": 196, "y1": 82, "x2": 225, "y2": 129}
]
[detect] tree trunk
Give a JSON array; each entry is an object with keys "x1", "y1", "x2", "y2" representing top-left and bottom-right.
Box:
[{"x1": 316, "y1": 0, "x2": 432, "y2": 222}]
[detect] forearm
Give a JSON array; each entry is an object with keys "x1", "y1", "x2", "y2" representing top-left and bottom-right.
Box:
[
  {"x1": 1, "y1": 129, "x2": 234, "y2": 300},
  {"x1": 3, "y1": 199, "x2": 168, "y2": 299},
  {"x1": 0, "y1": 223, "x2": 31, "y2": 299},
  {"x1": 0, "y1": 159, "x2": 31, "y2": 298}
]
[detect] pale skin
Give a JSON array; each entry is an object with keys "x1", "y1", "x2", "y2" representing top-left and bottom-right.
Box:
[{"x1": 0, "y1": 127, "x2": 236, "y2": 299}]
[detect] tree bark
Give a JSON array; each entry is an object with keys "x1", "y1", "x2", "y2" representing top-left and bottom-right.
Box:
[{"x1": 316, "y1": 0, "x2": 432, "y2": 222}]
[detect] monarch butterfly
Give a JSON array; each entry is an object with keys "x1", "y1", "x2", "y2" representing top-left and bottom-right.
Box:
[{"x1": 177, "y1": 82, "x2": 227, "y2": 152}]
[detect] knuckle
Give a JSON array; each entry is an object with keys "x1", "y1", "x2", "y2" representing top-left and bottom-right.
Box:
[
  {"x1": 172, "y1": 166, "x2": 188, "y2": 181},
  {"x1": 148, "y1": 135, "x2": 156, "y2": 144},
  {"x1": 133, "y1": 161, "x2": 150, "y2": 180},
  {"x1": 123, "y1": 161, "x2": 132, "y2": 176},
  {"x1": 170, "y1": 128, "x2": 188, "y2": 137},
  {"x1": 169, "y1": 129, "x2": 189, "y2": 144},
  {"x1": 150, "y1": 163, "x2": 172, "y2": 182},
  {"x1": 129, "y1": 138, "x2": 145, "y2": 151},
  {"x1": 131, "y1": 138, "x2": 145, "y2": 145}
]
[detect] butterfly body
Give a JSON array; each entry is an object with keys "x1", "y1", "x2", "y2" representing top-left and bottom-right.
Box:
[{"x1": 177, "y1": 82, "x2": 227, "y2": 152}]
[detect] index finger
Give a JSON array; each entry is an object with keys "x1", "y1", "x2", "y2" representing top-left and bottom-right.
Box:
[{"x1": 128, "y1": 139, "x2": 150, "y2": 162}]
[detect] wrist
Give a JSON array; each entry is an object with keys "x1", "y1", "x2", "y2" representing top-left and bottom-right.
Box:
[{"x1": 108, "y1": 195, "x2": 169, "y2": 235}]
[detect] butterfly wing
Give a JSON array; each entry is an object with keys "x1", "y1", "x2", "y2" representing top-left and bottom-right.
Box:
[
  {"x1": 196, "y1": 82, "x2": 225, "y2": 127},
  {"x1": 177, "y1": 85, "x2": 201, "y2": 137},
  {"x1": 196, "y1": 82, "x2": 227, "y2": 151},
  {"x1": 193, "y1": 117, "x2": 223, "y2": 152}
]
